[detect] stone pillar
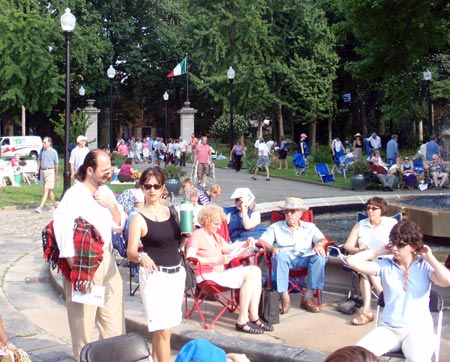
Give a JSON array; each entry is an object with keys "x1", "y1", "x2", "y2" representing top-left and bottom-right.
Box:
[
  {"x1": 82, "y1": 99, "x2": 100, "y2": 150},
  {"x1": 177, "y1": 101, "x2": 197, "y2": 142}
]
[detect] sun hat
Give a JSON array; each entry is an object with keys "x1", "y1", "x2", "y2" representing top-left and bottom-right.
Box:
[
  {"x1": 77, "y1": 135, "x2": 87, "y2": 143},
  {"x1": 175, "y1": 339, "x2": 226, "y2": 362},
  {"x1": 230, "y1": 187, "x2": 255, "y2": 206},
  {"x1": 354, "y1": 133, "x2": 361, "y2": 137},
  {"x1": 279, "y1": 197, "x2": 309, "y2": 212},
  {"x1": 301, "y1": 133, "x2": 307, "y2": 138}
]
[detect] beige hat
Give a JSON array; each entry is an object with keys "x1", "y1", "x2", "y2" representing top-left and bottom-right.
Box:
[
  {"x1": 279, "y1": 197, "x2": 309, "y2": 212},
  {"x1": 354, "y1": 133, "x2": 361, "y2": 137}
]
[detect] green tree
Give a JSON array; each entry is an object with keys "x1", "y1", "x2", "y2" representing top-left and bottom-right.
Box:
[{"x1": 209, "y1": 113, "x2": 248, "y2": 141}]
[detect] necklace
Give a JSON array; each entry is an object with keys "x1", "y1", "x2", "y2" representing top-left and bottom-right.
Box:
[{"x1": 145, "y1": 205, "x2": 161, "y2": 221}]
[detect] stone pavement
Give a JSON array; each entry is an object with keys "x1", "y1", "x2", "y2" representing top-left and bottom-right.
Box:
[{"x1": 1, "y1": 164, "x2": 450, "y2": 361}]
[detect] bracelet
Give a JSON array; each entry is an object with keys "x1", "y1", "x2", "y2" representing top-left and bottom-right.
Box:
[{"x1": 137, "y1": 252, "x2": 148, "y2": 263}]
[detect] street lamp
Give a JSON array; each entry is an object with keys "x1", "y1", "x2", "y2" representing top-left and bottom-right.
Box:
[
  {"x1": 163, "y1": 91, "x2": 169, "y2": 141},
  {"x1": 107, "y1": 65, "x2": 116, "y2": 150},
  {"x1": 61, "y1": 8, "x2": 76, "y2": 195},
  {"x1": 227, "y1": 66, "x2": 235, "y2": 150},
  {"x1": 423, "y1": 69, "x2": 432, "y2": 135},
  {"x1": 79, "y1": 85, "x2": 85, "y2": 108}
]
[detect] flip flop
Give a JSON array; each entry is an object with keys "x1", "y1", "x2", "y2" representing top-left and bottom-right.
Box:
[{"x1": 351, "y1": 312, "x2": 374, "y2": 326}]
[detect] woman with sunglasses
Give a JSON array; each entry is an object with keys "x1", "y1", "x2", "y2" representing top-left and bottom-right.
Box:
[
  {"x1": 347, "y1": 220, "x2": 450, "y2": 360},
  {"x1": 127, "y1": 168, "x2": 188, "y2": 362},
  {"x1": 344, "y1": 197, "x2": 398, "y2": 326},
  {"x1": 400, "y1": 156, "x2": 417, "y2": 190}
]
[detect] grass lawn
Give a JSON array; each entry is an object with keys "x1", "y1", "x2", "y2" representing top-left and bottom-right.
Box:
[{"x1": 0, "y1": 155, "x2": 350, "y2": 208}]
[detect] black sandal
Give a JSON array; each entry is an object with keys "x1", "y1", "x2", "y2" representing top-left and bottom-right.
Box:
[
  {"x1": 250, "y1": 318, "x2": 274, "y2": 332},
  {"x1": 235, "y1": 321, "x2": 264, "y2": 334}
]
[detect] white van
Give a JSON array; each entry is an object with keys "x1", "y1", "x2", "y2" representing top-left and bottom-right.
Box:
[{"x1": 0, "y1": 136, "x2": 42, "y2": 159}]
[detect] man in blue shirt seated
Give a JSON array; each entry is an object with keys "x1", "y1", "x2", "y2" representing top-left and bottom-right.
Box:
[{"x1": 258, "y1": 197, "x2": 328, "y2": 315}]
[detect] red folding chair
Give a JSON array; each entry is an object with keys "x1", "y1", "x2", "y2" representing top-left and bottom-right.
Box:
[
  {"x1": 266, "y1": 210, "x2": 334, "y2": 306},
  {"x1": 184, "y1": 257, "x2": 240, "y2": 330}
]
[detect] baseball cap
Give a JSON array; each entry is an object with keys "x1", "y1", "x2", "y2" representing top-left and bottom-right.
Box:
[
  {"x1": 77, "y1": 135, "x2": 88, "y2": 143},
  {"x1": 301, "y1": 133, "x2": 307, "y2": 138}
]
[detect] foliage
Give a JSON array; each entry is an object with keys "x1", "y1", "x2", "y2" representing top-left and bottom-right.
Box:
[
  {"x1": 347, "y1": 159, "x2": 370, "y2": 175},
  {"x1": 163, "y1": 164, "x2": 186, "y2": 180},
  {"x1": 311, "y1": 144, "x2": 332, "y2": 164},
  {"x1": 209, "y1": 113, "x2": 249, "y2": 141},
  {"x1": 49, "y1": 109, "x2": 93, "y2": 144}
]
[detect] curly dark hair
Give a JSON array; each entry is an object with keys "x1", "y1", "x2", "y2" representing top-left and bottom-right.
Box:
[
  {"x1": 365, "y1": 197, "x2": 388, "y2": 215},
  {"x1": 389, "y1": 220, "x2": 424, "y2": 251}
]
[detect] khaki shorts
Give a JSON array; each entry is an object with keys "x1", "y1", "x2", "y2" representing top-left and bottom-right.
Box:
[
  {"x1": 198, "y1": 163, "x2": 210, "y2": 176},
  {"x1": 41, "y1": 168, "x2": 55, "y2": 189}
]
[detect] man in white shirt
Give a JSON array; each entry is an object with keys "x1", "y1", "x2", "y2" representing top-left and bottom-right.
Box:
[
  {"x1": 53, "y1": 149, "x2": 125, "y2": 361},
  {"x1": 367, "y1": 132, "x2": 382, "y2": 150},
  {"x1": 69, "y1": 135, "x2": 89, "y2": 180},
  {"x1": 251, "y1": 138, "x2": 271, "y2": 181}
]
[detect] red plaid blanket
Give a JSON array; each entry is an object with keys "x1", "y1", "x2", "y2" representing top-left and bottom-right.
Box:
[{"x1": 42, "y1": 217, "x2": 104, "y2": 292}]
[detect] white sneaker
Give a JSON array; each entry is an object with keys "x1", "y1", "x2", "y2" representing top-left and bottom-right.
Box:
[{"x1": 35, "y1": 207, "x2": 42, "y2": 214}]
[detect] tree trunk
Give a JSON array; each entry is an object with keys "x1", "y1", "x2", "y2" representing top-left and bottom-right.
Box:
[
  {"x1": 310, "y1": 119, "x2": 317, "y2": 152},
  {"x1": 277, "y1": 103, "x2": 284, "y2": 140}
]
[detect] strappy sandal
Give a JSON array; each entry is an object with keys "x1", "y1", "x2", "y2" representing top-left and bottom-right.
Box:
[
  {"x1": 235, "y1": 321, "x2": 264, "y2": 334},
  {"x1": 250, "y1": 318, "x2": 274, "y2": 332},
  {"x1": 279, "y1": 297, "x2": 291, "y2": 314},
  {"x1": 351, "y1": 311, "x2": 374, "y2": 326}
]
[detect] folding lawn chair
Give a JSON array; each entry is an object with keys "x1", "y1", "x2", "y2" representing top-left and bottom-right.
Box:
[
  {"x1": 292, "y1": 152, "x2": 307, "y2": 175},
  {"x1": 315, "y1": 163, "x2": 336, "y2": 183}
]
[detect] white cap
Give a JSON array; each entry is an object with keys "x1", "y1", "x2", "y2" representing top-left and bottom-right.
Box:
[
  {"x1": 132, "y1": 189, "x2": 145, "y2": 203},
  {"x1": 230, "y1": 188, "x2": 255, "y2": 206},
  {"x1": 77, "y1": 135, "x2": 87, "y2": 143}
]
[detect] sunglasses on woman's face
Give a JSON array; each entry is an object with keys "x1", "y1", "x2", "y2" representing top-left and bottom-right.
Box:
[
  {"x1": 389, "y1": 242, "x2": 408, "y2": 249},
  {"x1": 142, "y1": 183, "x2": 162, "y2": 190},
  {"x1": 366, "y1": 206, "x2": 380, "y2": 211}
]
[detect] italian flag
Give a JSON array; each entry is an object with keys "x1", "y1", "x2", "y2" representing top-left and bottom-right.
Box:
[{"x1": 167, "y1": 58, "x2": 187, "y2": 78}]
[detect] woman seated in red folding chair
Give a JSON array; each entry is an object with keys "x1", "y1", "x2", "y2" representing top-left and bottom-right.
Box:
[
  {"x1": 344, "y1": 197, "x2": 398, "y2": 326},
  {"x1": 186, "y1": 204, "x2": 273, "y2": 334},
  {"x1": 347, "y1": 220, "x2": 450, "y2": 361},
  {"x1": 258, "y1": 197, "x2": 328, "y2": 315}
]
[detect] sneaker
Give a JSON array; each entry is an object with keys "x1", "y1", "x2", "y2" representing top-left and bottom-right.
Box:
[
  {"x1": 35, "y1": 207, "x2": 42, "y2": 214},
  {"x1": 295, "y1": 171, "x2": 300, "y2": 176}
]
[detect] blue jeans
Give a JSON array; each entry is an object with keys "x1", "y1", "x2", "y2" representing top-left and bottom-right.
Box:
[{"x1": 273, "y1": 252, "x2": 327, "y2": 293}]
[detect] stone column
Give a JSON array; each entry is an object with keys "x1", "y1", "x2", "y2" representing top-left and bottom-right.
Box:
[
  {"x1": 177, "y1": 101, "x2": 197, "y2": 142},
  {"x1": 82, "y1": 99, "x2": 100, "y2": 150}
]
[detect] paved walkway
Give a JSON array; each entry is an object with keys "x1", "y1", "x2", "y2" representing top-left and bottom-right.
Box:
[{"x1": 1, "y1": 165, "x2": 449, "y2": 361}]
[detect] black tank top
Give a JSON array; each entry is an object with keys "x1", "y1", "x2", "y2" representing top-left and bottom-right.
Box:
[{"x1": 140, "y1": 213, "x2": 181, "y2": 267}]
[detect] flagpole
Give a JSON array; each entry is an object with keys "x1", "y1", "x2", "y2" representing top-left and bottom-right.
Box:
[{"x1": 185, "y1": 53, "x2": 189, "y2": 103}]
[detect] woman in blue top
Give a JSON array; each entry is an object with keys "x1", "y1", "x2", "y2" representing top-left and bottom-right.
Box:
[
  {"x1": 226, "y1": 188, "x2": 266, "y2": 242},
  {"x1": 230, "y1": 141, "x2": 243, "y2": 172},
  {"x1": 347, "y1": 220, "x2": 450, "y2": 361}
]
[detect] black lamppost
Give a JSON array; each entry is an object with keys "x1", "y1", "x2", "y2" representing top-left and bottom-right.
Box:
[
  {"x1": 423, "y1": 69, "x2": 432, "y2": 135},
  {"x1": 227, "y1": 66, "x2": 235, "y2": 150},
  {"x1": 107, "y1": 65, "x2": 116, "y2": 150},
  {"x1": 163, "y1": 91, "x2": 169, "y2": 141},
  {"x1": 61, "y1": 8, "x2": 76, "y2": 195},
  {"x1": 79, "y1": 85, "x2": 85, "y2": 108}
]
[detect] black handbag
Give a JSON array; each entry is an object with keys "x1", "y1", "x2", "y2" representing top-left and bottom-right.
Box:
[
  {"x1": 258, "y1": 288, "x2": 280, "y2": 325},
  {"x1": 181, "y1": 252, "x2": 196, "y2": 293}
]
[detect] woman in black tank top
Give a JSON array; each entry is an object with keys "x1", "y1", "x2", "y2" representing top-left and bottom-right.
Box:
[{"x1": 127, "y1": 168, "x2": 186, "y2": 362}]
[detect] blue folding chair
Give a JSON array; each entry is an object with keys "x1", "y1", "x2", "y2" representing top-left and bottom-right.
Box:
[{"x1": 315, "y1": 163, "x2": 336, "y2": 183}]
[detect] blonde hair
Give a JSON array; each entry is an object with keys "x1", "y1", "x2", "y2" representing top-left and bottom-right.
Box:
[
  {"x1": 209, "y1": 183, "x2": 222, "y2": 196},
  {"x1": 198, "y1": 204, "x2": 225, "y2": 226},
  {"x1": 182, "y1": 178, "x2": 194, "y2": 188}
]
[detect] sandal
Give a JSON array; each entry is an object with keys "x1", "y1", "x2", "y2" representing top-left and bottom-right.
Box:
[
  {"x1": 279, "y1": 297, "x2": 291, "y2": 314},
  {"x1": 351, "y1": 312, "x2": 374, "y2": 326},
  {"x1": 250, "y1": 318, "x2": 274, "y2": 332},
  {"x1": 235, "y1": 321, "x2": 264, "y2": 334}
]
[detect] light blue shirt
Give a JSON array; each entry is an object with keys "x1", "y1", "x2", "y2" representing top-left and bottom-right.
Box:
[
  {"x1": 260, "y1": 220, "x2": 325, "y2": 259},
  {"x1": 377, "y1": 257, "x2": 433, "y2": 329},
  {"x1": 386, "y1": 139, "x2": 398, "y2": 161}
]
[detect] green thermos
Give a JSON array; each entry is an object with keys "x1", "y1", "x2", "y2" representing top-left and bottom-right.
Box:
[{"x1": 180, "y1": 200, "x2": 194, "y2": 233}]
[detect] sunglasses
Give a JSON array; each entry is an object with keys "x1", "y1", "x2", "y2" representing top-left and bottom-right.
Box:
[
  {"x1": 366, "y1": 206, "x2": 380, "y2": 211},
  {"x1": 142, "y1": 183, "x2": 162, "y2": 190},
  {"x1": 389, "y1": 242, "x2": 408, "y2": 249},
  {"x1": 284, "y1": 209, "x2": 299, "y2": 214},
  {"x1": 403, "y1": 158, "x2": 409, "y2": 160}
]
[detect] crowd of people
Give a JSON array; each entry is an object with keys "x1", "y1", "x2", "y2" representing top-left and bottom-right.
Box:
[{"x1": 5, "y1": 129, "x2": 449, "y2": 362}]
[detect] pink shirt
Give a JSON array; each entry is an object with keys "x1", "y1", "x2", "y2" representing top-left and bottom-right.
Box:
[
  {"x1": 117, "y1": 144, "x2": 128, "y2": 156},
  {"x1": 186, "y1": 229, "x2": 228, "y2": 275},
  {"x1": 195, "y1": 144, "x2": 212, "y2": 163}
]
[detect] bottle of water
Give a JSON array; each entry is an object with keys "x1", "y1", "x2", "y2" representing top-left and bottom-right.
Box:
[{"x1": 180, "y1": 200, "x2": 194, "y2": 233}]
